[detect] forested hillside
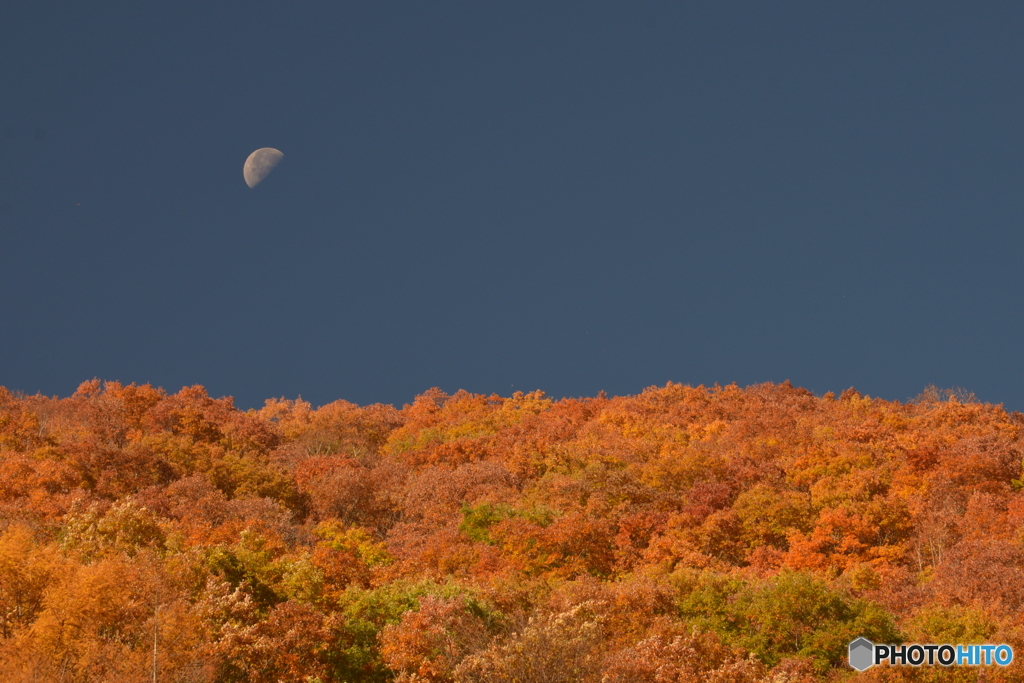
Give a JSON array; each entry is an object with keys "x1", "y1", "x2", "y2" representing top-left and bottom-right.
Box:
[{"x1": 1, "y1": 380, "x2": 1022, "y2": 682}]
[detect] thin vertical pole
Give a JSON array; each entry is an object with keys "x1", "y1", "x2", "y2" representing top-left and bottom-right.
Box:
[{"x1": 152, "y1": 604, "x2": 159, "y2": 683}]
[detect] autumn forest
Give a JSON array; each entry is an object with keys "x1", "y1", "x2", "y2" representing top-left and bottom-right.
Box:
[{"x1": 1, "y1": 380, "x2": 1022, "y2": 682}]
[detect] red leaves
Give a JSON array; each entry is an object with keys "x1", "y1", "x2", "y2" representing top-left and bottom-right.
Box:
[
  {"x1": 484, "y1": 512, "x2": 616, "y2": 578},
  {"x1": 381, "y1": 595, "x2": 489, "y2": 682},
  {"x1": 0, "y1": 380, "x2": 1023, "y2": 680},
  {"x1": 214, "y1": 601, "x2": 342, "y2": 682},
  {"x1": 928, "y1": 540, "x2": 1024, "y2": 616}
]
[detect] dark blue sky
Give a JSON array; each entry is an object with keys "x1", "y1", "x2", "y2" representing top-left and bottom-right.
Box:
[{"x1": 3, "y1": 2, "x2": 1023, "y2": 410}]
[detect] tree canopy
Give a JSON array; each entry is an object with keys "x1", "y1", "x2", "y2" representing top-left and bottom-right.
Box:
[{"x1": 1, "y1": 380, "x2": 1022, "y2": 681}]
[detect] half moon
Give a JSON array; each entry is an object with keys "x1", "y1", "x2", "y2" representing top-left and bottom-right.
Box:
[{"x1": 243, "y1": 147, "x2": 284, "y2": 188}]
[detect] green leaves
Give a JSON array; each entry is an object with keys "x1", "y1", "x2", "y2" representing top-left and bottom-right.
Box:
[
  {"x1": 459, "y1": 503, "x2": 516, "y2": 545},
  {"x1": 2, "y1": 381, "x2": 1023, "y2": 680},
  {"x1": 676, "y1": 569, "x2": 900, "y2": 672}
]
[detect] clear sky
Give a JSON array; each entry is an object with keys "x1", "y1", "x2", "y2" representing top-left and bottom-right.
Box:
[{"x1": 2, "y1": 3, "x2": 1023, "y2": 410}]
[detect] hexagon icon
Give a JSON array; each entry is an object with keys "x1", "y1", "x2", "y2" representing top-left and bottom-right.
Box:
[{"x1": 849, "y1": 638, "x2": 875, "y2": 671}]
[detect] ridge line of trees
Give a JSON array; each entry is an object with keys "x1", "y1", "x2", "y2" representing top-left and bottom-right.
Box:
[{"x1": 0, "y1": 379, "x2": 1021, "y2": 682}]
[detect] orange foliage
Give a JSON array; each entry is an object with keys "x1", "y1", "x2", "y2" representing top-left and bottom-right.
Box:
[{"x1": 0, "y1": 380, "x2": 1022, "y2": 680}]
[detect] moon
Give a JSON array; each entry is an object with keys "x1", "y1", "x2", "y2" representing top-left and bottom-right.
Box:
[{"x1": 243, "y1": 148, "x2": 284, "y2": 188}]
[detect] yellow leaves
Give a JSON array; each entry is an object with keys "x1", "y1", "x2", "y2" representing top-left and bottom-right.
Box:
[
  {"x1": 0, "y1": 526, "x2": 59, "y2": 640},
  {"x1": 308, "y1": 521, "x2": 394, "y2": 596},
  {"x1": 5, "y1": 555, "x2": 210, "y2": 683},
  {"x1": 386, "y1": 390, "x2": 550, "y2": 466},
  {"x1": 639, "y1": 443, "x2": 728, "y2": 492},
  {"x1": 687, "y1": 419, "x2": 729, "y2": 442},
  {"x1": 29, "y1": 558, "x2": 141, "y2": 652},
  {"x1": 257, "y1": 396, "x2": 314, "y2": 435},
  {"x1": 138, "y1": 430, "x2": 215, "y2": 477},
  {"x1": 501, "y1": 390, "x2": 552, "y2": 418},
  {"x1": 4, "y1": 380, "x2": 1024, "y2": 680},
  {"x1": 588, "y1": 408, "x2": 691, "y2": 471},
  {"x1": 877, "y1": 406, "x2": 911, "y2": 433},
  {"x1": 60, "y1": 499, "x2": 167, "y2": 560},
  {"x1": 811, "y1": 424, "x2": 835, "y2": 442},
  {"x1": 732, "y1": 485, "x2": 814, "y2": 549},
  {"x1": 314, "y1": 520, "x2": 393, "y2": 568},
  {"x1": 280, "y1": 553, "x2": 326, "y2": 604},
  {"x1": 904, "y1": 604, "x2": 997, "y2": 645}
]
